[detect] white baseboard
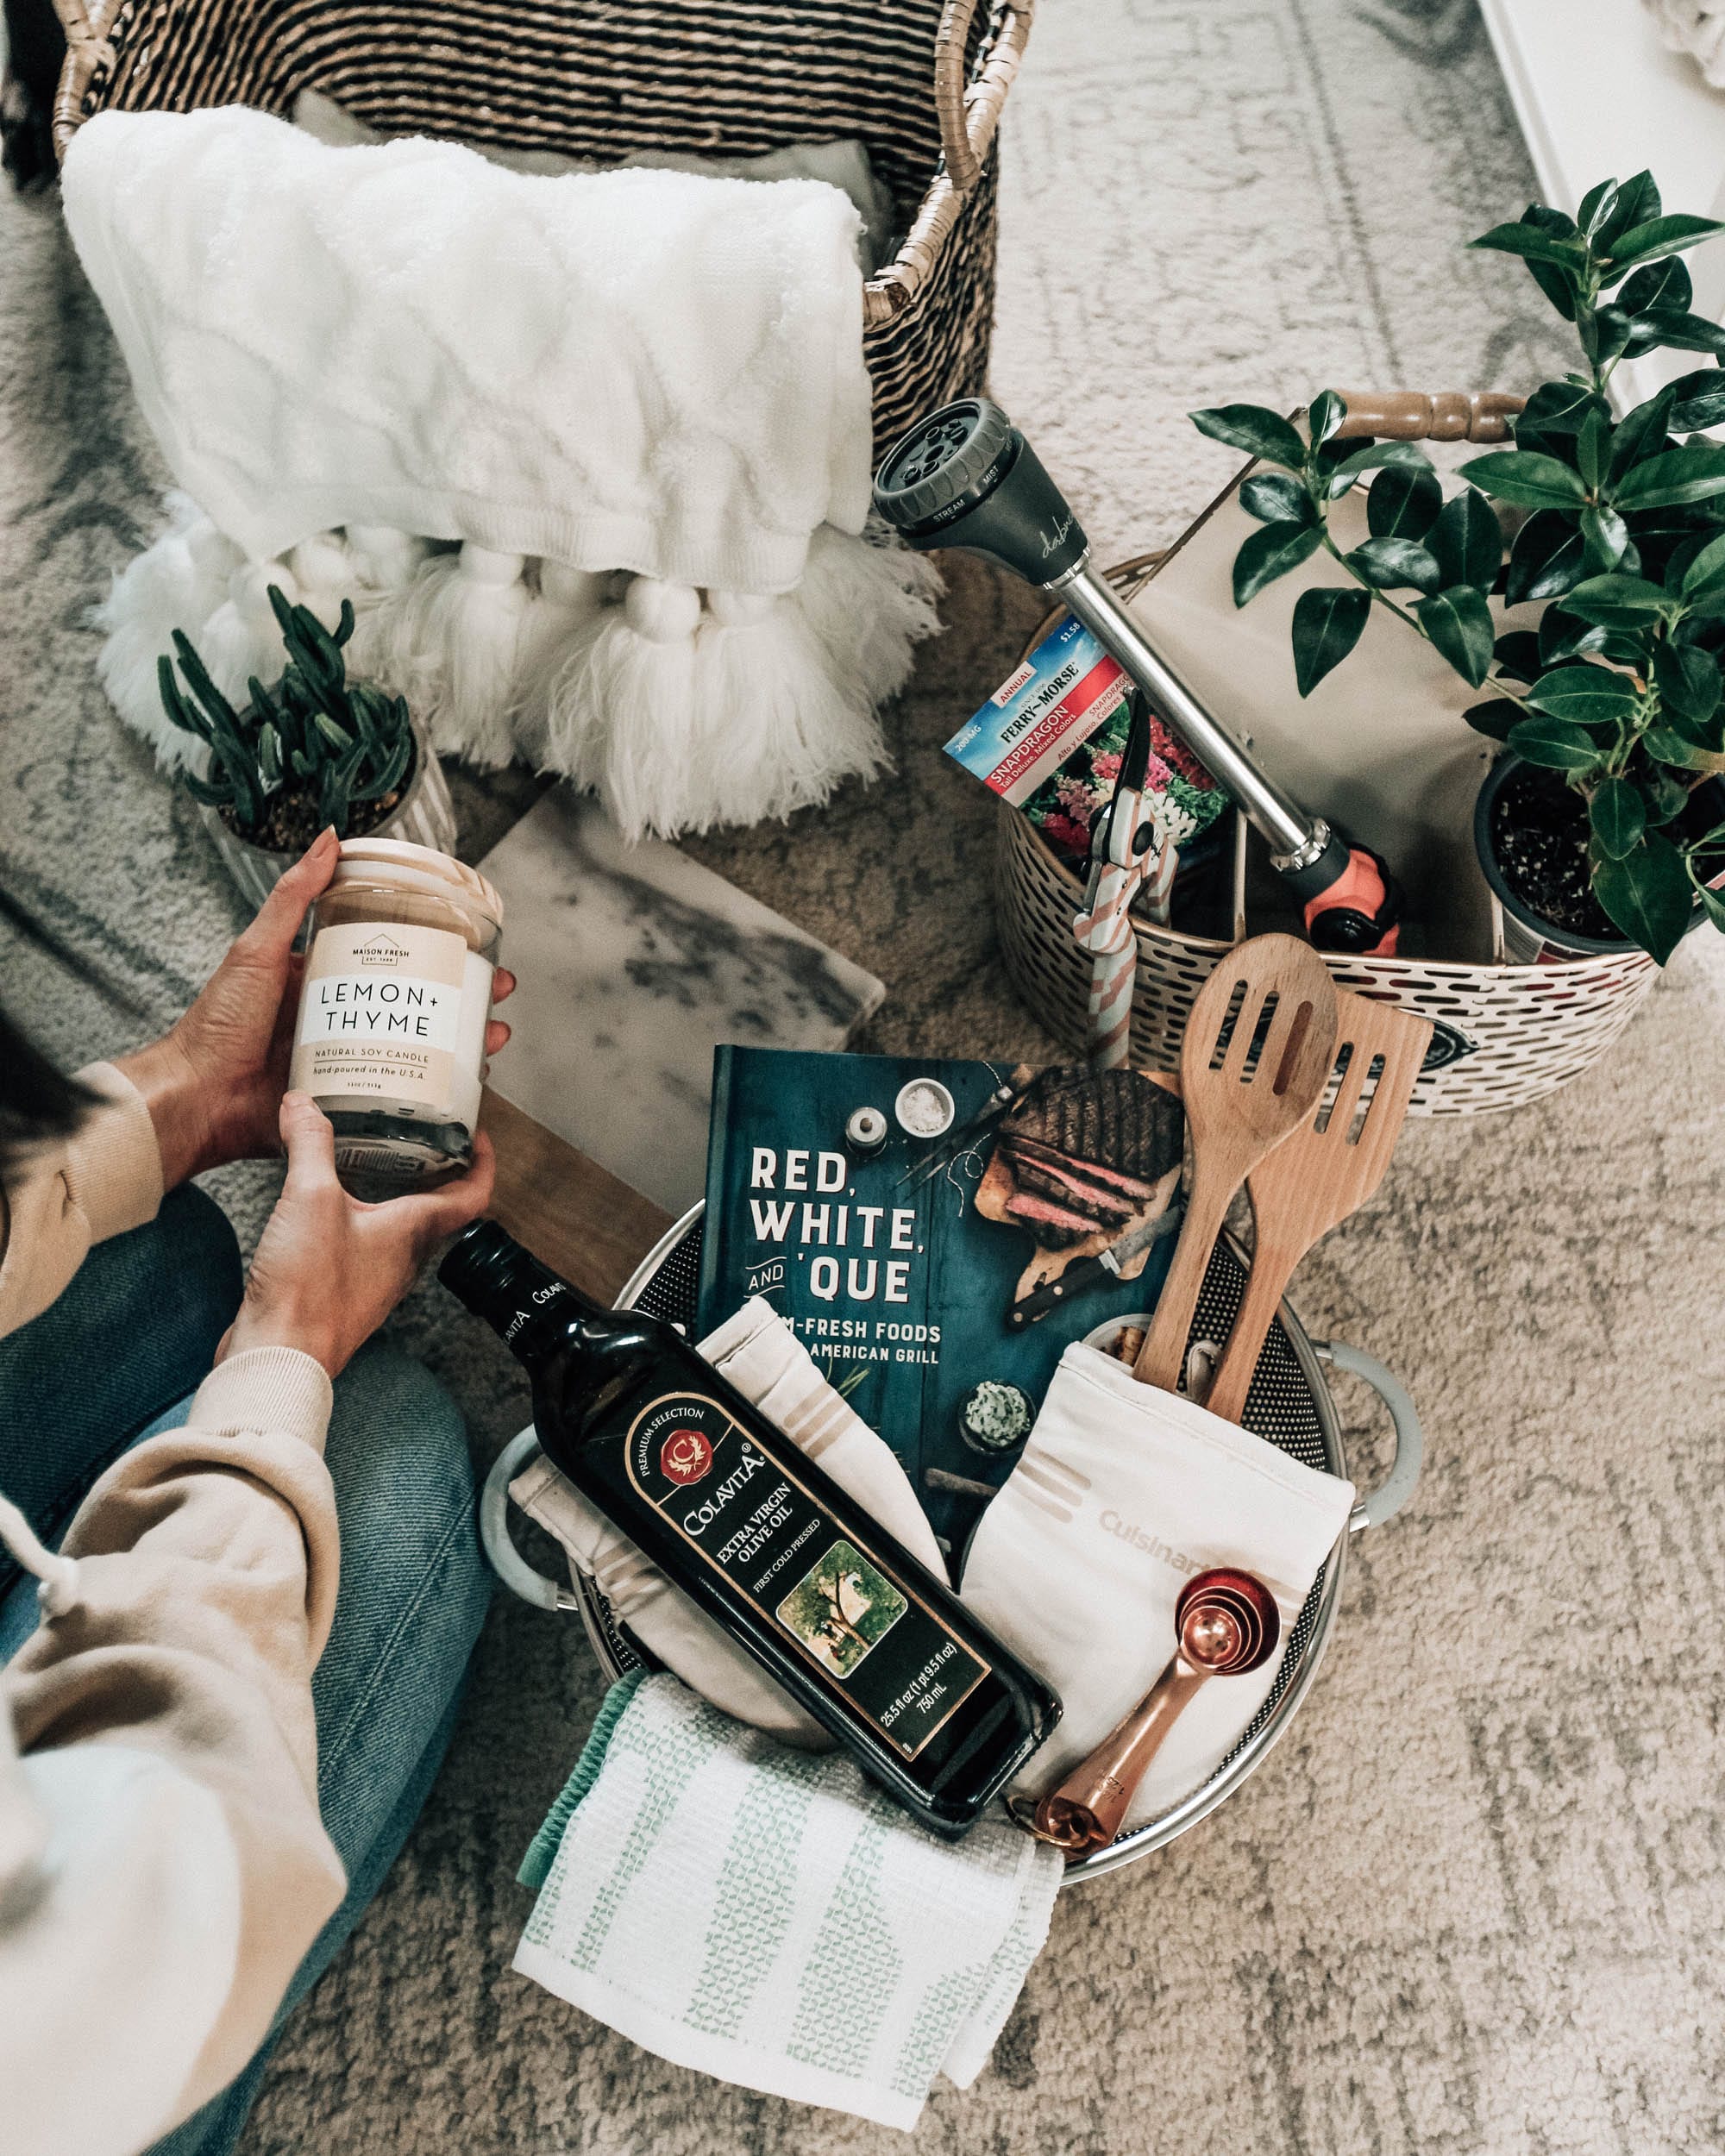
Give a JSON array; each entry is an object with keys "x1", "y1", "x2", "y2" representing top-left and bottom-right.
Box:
[{"x1": 1479, "y1": 0, "x2": 1725, "y2": 412}]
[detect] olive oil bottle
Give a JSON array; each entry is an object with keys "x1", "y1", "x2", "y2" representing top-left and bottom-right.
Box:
[{"x1": 441, "y1": 1221, "x2": 1060, "y2": 1838}]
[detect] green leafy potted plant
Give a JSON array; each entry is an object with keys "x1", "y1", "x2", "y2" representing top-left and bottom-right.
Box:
[
  {"x1": 159, "y1": 584, "x2": 456, "y2": 906},
  {"x1": 1190, "y1": 171, "x2": 1725, "y2": 964}
]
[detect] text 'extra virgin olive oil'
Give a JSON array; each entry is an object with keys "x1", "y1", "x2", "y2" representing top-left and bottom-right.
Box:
[{"x1": 440, "y1": 1221, "x2": 1060, "y2": 1837}]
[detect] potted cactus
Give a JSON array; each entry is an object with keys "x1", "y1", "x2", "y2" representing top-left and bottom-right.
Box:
[
  {"x1": 1193, "y1": 170, "x2": 1725, "y2": 964},
  {"x1": 159, "y1": 584, "x2": 457, "y2": 906}
]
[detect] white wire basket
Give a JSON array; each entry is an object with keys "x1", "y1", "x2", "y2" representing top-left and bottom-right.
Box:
[{"x1": 994, "y1": 555, "x2": 1659, "y2": 1116}]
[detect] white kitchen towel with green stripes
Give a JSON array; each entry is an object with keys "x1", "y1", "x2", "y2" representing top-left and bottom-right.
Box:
[{"x1": 514, "y1": 1670, "x2": 1063, "y2": 2128}]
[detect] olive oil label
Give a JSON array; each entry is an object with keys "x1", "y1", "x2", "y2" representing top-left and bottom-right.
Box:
[
  {"x1": 625, "y1": 1391, "x2": 989, "y2": 1758},
  {"x1": 291, "y1": 922, "x2": 472, "y2": 1112},
  {"x1": 775, "y1": 1542, "x2": 906, "y2": 1678}
]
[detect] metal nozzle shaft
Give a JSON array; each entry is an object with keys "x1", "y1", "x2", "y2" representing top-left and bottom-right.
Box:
[{"x1": 1051, "y1": 561, "x2": 1324, "y2": 868}]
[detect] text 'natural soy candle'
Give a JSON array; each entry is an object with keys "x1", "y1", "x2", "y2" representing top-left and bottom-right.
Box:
[{"x1": 290, "y1": 837, "x2": 503, "y2": 1188}]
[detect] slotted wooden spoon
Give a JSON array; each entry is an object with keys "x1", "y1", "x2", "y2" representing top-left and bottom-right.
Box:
[
  {"x1": 1202, "y1": 990, "x2": 1433, "y2": 1426},
  {"x1": 1132, "y1": 936, "x2": 1340, "y2": 1394}
]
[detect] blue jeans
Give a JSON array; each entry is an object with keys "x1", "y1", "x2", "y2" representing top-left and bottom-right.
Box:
[{"x1": 0, "y1": 1184, "x2": 493, "y2": 2155}]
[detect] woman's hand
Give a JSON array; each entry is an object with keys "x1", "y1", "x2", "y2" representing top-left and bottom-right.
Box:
[
  {"x1": 220, "y1": 1093, "x2": 495, "y2": 1377},
  {"x1": 116, "y1": 830, "x2": 515, "y2": 1187}
]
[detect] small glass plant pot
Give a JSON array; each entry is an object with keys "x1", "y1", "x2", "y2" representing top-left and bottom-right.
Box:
[{"x1": 200, "y1": 709, "x2": 457, "y2": 912}]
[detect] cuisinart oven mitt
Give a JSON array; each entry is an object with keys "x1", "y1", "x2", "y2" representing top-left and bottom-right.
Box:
[
  {"x1": 960, "y1": 1342, "x2": 1357, "y2": 1829},
  {"x1": 508, "y1": 1296, "x2": 946, "y2": 1748},
  {"x1": 514, "y1": 1668, "x2": 1063, "y2": 2130}
]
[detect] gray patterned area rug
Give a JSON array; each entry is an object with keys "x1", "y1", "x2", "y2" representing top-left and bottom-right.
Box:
[{"x1": 3, "y1": 3, "x2": 1723, "y2": 2151}]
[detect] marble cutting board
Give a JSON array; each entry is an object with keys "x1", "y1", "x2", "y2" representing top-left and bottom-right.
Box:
[{"x1": 477, "y1": 787, "x2": 884, "y2": 1213}]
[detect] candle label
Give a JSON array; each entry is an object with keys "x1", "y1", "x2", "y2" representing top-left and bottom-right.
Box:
[
  {"x1": 624, "y1": 1389, "x2": 989, "y2": 1758},
  {"x1": 291, "y1": 921, "x2": 477, "y2": 1113}
]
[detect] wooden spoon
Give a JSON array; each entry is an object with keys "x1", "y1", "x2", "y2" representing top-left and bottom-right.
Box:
[
  {"x1": 1202, "y1": 990, "x2": 1433, "y2": 1426},
  {"x1": 1132, "y1": 936, "x2": 1339, "y2": 1393}
]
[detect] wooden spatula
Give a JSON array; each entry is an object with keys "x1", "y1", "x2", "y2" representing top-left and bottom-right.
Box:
[
  {"x1": 1132, "y1": 936, "x2": 1340, "y2": 1394},
  {"x1": 1202, "y1": 990, "x2": 1433, "y2": 1426}
]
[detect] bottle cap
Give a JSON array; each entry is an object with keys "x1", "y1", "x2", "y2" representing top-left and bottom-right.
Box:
[
  {"x1": 845, "y1": 1106, "x2": 888, "y2": 1155},
  {"x1": 437, "y1": 1218, "x2": 521, "y2": 1302}
]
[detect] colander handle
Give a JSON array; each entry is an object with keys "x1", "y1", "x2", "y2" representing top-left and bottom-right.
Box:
[
  {"x1": 480, "y1": 1430, "x2": 580, "y2": 1612},
  {"x1": 1312, "y1": 1341, "x2": 1423, "y2": 1532}
]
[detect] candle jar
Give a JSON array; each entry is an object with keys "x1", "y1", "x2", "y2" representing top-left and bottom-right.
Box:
[{"x1": 290, "y1": 837, "x2": 504, "y2": 1191}]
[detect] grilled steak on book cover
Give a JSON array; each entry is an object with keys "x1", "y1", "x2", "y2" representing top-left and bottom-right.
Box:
[
  {"x1": 1007, "y1": 1157, "x2": 1138, "y2": 1227},
  {"x1": 1004, "y1": 1144, "x2": 1144, "y2": 1217},
  {"x1": 1003, "y1": 1191, "x2": 1112, "y2": 1244},
  {"x1": 995, "y1": 1068, "x2": 1183, "y2": 1250}
]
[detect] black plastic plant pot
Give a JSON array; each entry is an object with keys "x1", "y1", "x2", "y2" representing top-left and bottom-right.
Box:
[{"x1": 1474, "y1": 753, "x2": 1716, "y2": 964}]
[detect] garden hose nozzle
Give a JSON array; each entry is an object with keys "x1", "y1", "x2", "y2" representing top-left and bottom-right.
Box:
[{"x1": 872, "y1": 398, "x2": 1402, "y2": 956}]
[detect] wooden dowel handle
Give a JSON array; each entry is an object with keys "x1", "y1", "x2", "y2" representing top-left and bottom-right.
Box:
[{"x1": 1333, "y1": 391, "x2": 1525, "y2": 442}]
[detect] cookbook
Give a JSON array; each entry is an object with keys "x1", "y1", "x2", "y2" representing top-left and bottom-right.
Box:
[{"x1": 697, "y1": 1047, "x2": 1186, "y2": 1546}]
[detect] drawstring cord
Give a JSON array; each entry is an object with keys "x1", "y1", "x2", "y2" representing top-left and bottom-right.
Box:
[{"x1": 0, "y1": 1493, "x2": 80, "y2": 1618}]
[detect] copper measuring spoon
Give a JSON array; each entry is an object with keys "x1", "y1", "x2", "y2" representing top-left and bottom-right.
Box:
[{"x1": 1027, "y1": 1569, "x2": 1281, "y2": 1858}]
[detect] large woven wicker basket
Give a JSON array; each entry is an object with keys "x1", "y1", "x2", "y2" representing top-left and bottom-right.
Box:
[
  {"x1": 48, "y1": 0, "x2": 1028, "y2": 460},
  {"x1": 999, "y1": 780, "x2": 1659, "y2": 1116}
]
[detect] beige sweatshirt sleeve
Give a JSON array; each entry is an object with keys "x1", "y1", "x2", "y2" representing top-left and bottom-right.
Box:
[
  {"x1": 0, "y1": 1346, "x2": 348, "y2": 2154},
  {"x1": 0, "y1": 1062, "x2": 165, "y2": 1338}
]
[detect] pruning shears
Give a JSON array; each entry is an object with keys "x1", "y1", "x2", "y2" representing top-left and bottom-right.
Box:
[{"x1": 1071, "y1": 689, "x2": 1166, "y2": 1069}]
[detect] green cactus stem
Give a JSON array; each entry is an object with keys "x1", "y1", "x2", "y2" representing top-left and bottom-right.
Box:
[{"x1": 158, "y1": 582, "x2": 418, "y2": 850}]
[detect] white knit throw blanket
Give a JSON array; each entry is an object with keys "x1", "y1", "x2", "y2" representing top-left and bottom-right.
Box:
[
  {"x1": 68, "y1": 106, "x2": 941, "y2": 838},
  {"x1": 61, "y1": 106, "x2": 873, "y2": 590}
]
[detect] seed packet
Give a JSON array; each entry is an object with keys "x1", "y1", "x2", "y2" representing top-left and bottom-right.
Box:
[{"x1": 945, "y1": 617, "x2": 1228, "y2": 868}]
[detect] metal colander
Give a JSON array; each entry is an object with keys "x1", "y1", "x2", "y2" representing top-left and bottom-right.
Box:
[{"x1": 514, "y1": 1204, "x2": 1421, "y2": 1883}]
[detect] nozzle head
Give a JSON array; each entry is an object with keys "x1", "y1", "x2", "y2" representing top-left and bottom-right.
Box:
[
  {"x1": 874, "y1": 398, "x2": 1017, "y2": 533},
  {"x1": 873, "y1": 398, "x2": 1088, "y2": 587}
]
